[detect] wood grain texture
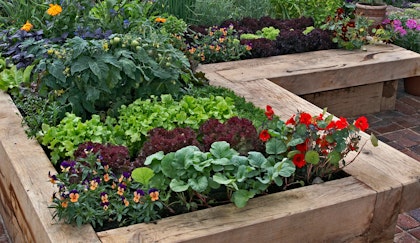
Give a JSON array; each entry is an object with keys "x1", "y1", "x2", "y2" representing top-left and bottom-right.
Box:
[
  {"x1": 0, "y1": 92, "x2": 100, "y2": 243},
  {"x1": 197, "y1": 44, "x2": 420, "y2": 95},
  {"x1": 98, "y1": 177, "x2": 375, "y2": 243}
]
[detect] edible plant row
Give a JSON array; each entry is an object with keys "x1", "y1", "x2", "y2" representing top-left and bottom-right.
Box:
[{"x1": 1, "y1": 0, "x2": 407, "y2": 232}]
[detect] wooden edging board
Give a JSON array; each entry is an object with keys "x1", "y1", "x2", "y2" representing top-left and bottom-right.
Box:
[{"x1": 0, "y1": 45, "x2": 419, "y2": 242}]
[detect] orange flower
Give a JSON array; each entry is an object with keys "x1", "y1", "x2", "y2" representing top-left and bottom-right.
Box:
[
  {"x1": 20, "y1": 21, "x2": 33, "y2": 32},
  {"x1": 103, "y1": 173, "x2": 110, "y2": 182},
  {"x1": 61, "y1": 200, "x2": 68, "y2": 208},
  {"x1": 69, "y1": 190, "x2": 79, "y2": 203},
  {"x1": 149, "y1": 189, "x2": 159, "y2": 201},
  {"x1": 47, "y1": 4, "x2": 62, "y2": 16},
  {"x1": 155, "y1": 17, "x2": 166, "y2": 23}
]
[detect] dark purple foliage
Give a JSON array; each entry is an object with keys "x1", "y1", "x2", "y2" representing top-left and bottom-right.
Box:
[
  {"x1": 135, "y1": 127, "x2": 200, "y2": 166},
  {"x1": 74, "y1": 142, "x2": 132, "y2": 175},
  {"x1": 199, "y1": 116, "x2": 264, "y2": 155}
]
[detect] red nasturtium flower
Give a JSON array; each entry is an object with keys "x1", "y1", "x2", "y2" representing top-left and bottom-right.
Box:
[
  {"x1": 292, "y1": 153, "x2": 306, "y2": 168},
  {"x1": 326, "y1": 120, "x2": 336, "y2": 130},
  {"x1": 286, "y1": 114, "x2": 296, "y2": 125},
  {"x1": 335, "y1": 117, "x2": 348, "y2": 130},
  {"x1": 299, "y1": 112, "x2": 312, "y2": 125},
  {"x1": 259, "y1": 129, "x2": 270, "y2": 142},
  {"x1": 354, "y1": 116, "x2": 369, "y2": 131},
  {"x1": 265, "y1": 105, "x2": 274, "y2": 120}
]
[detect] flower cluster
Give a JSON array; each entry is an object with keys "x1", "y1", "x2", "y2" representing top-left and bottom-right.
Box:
[
  {"x1": 185, "y1": 24, "x2": 251, "y2": 64},
  {"x1": 382, "y1": 16, "x2": 420, "y2": 53},
  {"x1": 259, "y1": 105, "x2": 376, "y2": 184},
  {"x1": 321, "y1": 3, "x2": 393, "y2": 50},
  {"x1": 49, "y1": 148, "x2": 163, "y2": 228}
]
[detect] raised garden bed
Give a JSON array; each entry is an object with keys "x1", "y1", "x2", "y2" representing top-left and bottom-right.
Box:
[{"x1": 1, "y1": 45, "x2": 420, "y2": 242}]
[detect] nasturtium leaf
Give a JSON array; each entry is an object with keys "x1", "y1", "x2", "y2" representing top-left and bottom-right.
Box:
[
  {"x1": 232, "y1": 189, "x2": 255, "y2": 208},
  {"x1": 170, "y1": 179, "x2": 189, "y2": 192},
  {"x1": 370, "y1": 133, "x2": 378, "y2": 147},
  {"x1": 161, "y1": 153, "x2": 178, "y2": 178},
  {"x1": 273, "y1": 176, "x2": 283, "y2": 186},
  {"x1": 327, "y1": 151, "x2": 342, "y2": 165},
  {"x1": 305, "y1": 150, "x2": 320, "y2": 164},
  {"x1": 235, "y1": 165, "x2": 247, "y2": 182},
  {"x1": 131, "y1": 167, "x2": 154, "y2": 186}
]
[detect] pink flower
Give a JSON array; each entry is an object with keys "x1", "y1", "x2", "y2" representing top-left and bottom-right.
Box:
[
  {"x1": 393, "y1": 19, "x2": 402, "y2": 27},
  {"x1": 406, "y1": 19, "x2": 418, "y2": 30},
  {"x1": 382, "y1": 18, "x2": 391, "y2": 25},
  {"x1": 395, "y1": 26, "x2": 407, "y2": 36}
]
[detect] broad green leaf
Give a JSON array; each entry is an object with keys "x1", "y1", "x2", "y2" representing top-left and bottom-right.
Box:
[
  {"x1": 210, "y1": 141, "x2": 238, "y2": 159},
  {"x1": 89, "y1": 59, "x2": 109, "y2": 81},
  {"x1": 276, "y1": 159, "x2": 296, "y2": 177},
  {"x1": 266, "y1": 138, "x2": 287, "y2": 155},
  {"x1": 212, "y1": 173, "x2": 235, "y2": 185},
  {"x1": 161, "y1": 153, "x2": 178, "y2": 178},
  {"x1": 71, "y1": 56, "x2": 91, "y2": 74},
  {"x1": 131, "y1": 167, "x2": 154, "y2": 186},
  {"x1": 288, "y1": 137, "x2": 305, "y2": 147},
  {"x1": 188, "y1": 176, "x2": 208, "y2": 192},
  {"x1": 232, "y1": 189, "x2": 255, "y2": 208},
  {"x1": 370, "y1": 133, "x2": 378, "y2": 147},
  {"x1": 327, "y1": 151, "x2": 341, "y2": 165},
  {"x1": 305, "y1": 150, "x2": 320, "y2": 164},
  {"x1": 248, "y1": 152, "x2": 267, "y2": 168},
  {"x1": 48, "y1": 60, "x2": 66, "y2": 82},
  {"x1": 170, "y1": 179, "x2": 189, "y2": 192}
]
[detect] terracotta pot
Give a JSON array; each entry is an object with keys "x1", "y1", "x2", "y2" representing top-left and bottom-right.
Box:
[
  {"x1": 404, "y1": 76, "x2": 420, "y2": 96},
  {"x1": 355, "y1": 3, "x2": 387, "y2": 31}
]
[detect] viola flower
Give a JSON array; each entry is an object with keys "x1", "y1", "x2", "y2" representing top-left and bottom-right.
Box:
[
  {"x1": 48, "y1": 171, "x2": 58, "y2": 184},
  {"x1": 292, "y1": 153, "x2": 306, "y2": 168},
  {"x1": 100, "y1": 201, "x2": 109, "y2": 210},
  {"x1": 20, "y1": 20, "x2": 33, "y2": 32},
  {"x1": 133, "y1": 189, "x2": 145, "y2": 203},
  {"x1": 148, "y1": 189, "x2": 159, "y2": 201},
  {"x1": 69, "y1": 190, "x2": 79, "y2": 203},
  {"x1": 61, "y1": 200, "x2": 68, "y2": 208},
  {"x1": 335, "y1": 117, "x2": 348, "y2": 130},
  {"x1": 265, "y1": 105, "x2": 274, "y2": 120},
  {"x1": 90, "y1": 177, "x2": 100, "y2": 190},
  {"x1": 47, "y1": 4, "x2": 62, "y2": 16},
  {"x1": 60, "y1": 160, "x2": 76, "y2": 173},
  {"x1": 117, "y1": 183, "x2": 127, "y2": 196},
  {"x1": 121, "y1": 196, "x2": 129, "y2": 206},
  {"x1": 259, "y1": 129, "x2": 270, "y2": 142},
  {"x1": 354, "y1": 116, "x2": 369, "y2": 131},
  {"x1": 100, "y1": 192, "x2": 108, "y2": 203},
  {"x1": 299, "y1": 112, "x2": 312, "y2": 126},
  {"x1": 103, "y1": 173, "x2": 110, "y2": 182}
]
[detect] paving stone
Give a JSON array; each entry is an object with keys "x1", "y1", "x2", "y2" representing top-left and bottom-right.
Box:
[
  {"x1": 409, "y1": 208, "x2": 420, "y2": 222},
  {"x1": 408, "y1": 227, "x2": 420, "y2": 239},
  {"x1": 411, "y1": 126, "x2": 420, "y2": 135},
  {"x1": 393, "y1": 232, "x2": 419, "y2": 243},
  {"x1": 393, "y1": 116, "x2": 420, "y2": 129},
  {"x1": 397, "y1": 214, "x2": 420, "y2": 230},
  {"x1": 383, "y1": 130, "x2": 420, "y2": 147},
  {"x1": 395, "y1": 101, "x2": 418, "y2": 115},
  {"x1": 399, "y1": 96, "x2": 420, "y2": 110},
  {"x1": 370, "y1": 122, "x2": 406, "y2": 134}
]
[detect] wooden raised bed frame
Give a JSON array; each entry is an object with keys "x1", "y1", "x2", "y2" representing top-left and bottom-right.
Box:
[{"x1": 0, "y1": 44, "x2": 419, "y2": 242}]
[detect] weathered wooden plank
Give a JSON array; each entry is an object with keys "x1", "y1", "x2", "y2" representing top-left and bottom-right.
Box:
[
  {"x1": 98, "y1": 177, "x2": 375, "y2": 243},
  {"x1": 380, "y1": 80, "x2": 398, "y2": 111},
  {"x1": 301, "y1": 82, "x2": 383, "y2": 117},
  {"x1": 197, "y1": 44, "x2": 420, "y2": 95},
  {"x1": 0, "y1": 92, "x2": 100, "y2": 243},
  {"x1": 206, "y1": 76, "x2": 420, "y2": 241}
]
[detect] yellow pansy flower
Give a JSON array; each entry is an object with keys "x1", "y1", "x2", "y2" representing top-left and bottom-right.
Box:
[{"x1": 47, "y1": 4, "x2": 62, "y2": 16}]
